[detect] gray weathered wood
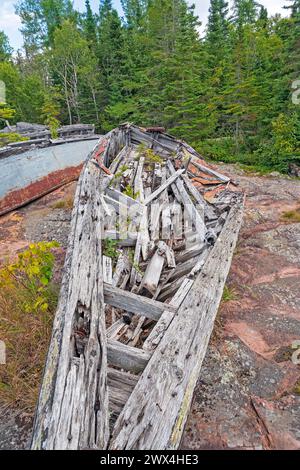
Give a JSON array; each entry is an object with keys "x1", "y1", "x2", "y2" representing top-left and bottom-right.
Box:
[
  {"x1": 103, "y1": 283, "x2": 176, "y2": 321},
  {"x1": 107, "y1": 339, "x2": 151, "y2": 373},
  {"x1": 167, "y1": 161, "x2": 206, "y2": 241},
  {"x1": 139, "y1": 242, "x2": 166, "y2": 295},
  {"x1": 103, "y1": 256, "x2": 113, "y2": 285},
  {"x1": 109, "y1": 198, "x2": 244, "y2": 450},
  {"x1": 143, "y1": 278, "x2": 194, "y2": 352},
  {"x1": 31, "y1": 160, "x2": 110, "y2": 450},
  {"x1": 144, "y1": 169, "x2": 185, "y2": 205}
]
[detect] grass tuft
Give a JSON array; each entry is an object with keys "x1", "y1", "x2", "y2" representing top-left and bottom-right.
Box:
[
  {"x1": 281, "y1": 208, "x2": 300, "y2": 224},
  {"x1": 51, "y1": 197, "x2": 74, "y2": 210},
  {"x1": 222, "y1": 285, "x2": 238, "y2": 302}
]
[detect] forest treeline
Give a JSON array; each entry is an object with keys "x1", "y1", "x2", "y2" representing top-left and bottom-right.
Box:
[{"x1": 0, "y1": 0, "x2": 299, "y2": 172}]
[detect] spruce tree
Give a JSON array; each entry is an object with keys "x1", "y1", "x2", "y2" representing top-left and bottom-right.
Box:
[
  {"x1": 206, "y1": 0, "x2": 229, "y2": 56},
  {"x1": 232, "y1": 0, "x2": 258, "y2": 31},
  {"x1": 83, "y1": 0, "x2": 97, "y2": 46},
  {"x1": 0, "y1": 32, "x2": 13, "y2": 62}
]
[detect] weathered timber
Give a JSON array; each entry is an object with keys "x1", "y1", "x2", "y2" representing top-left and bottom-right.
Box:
[
  {"x1": 167, "y1": 161, "x2": 206, "y2": 241},
  {"x1": 31, "y1": 123, "x2": 244, "y2": 452},
  {"x1": 109, "y1": 197, "x2": 244, "y2": 450},
  {"x1": 107, "y1": 339, "x2": 151, "y2": 373},
  {"x1": 103, "y1": 256, "x2": 113, "y2": 285},
  {"x1": 143, "y1": 278, "x2": 194, "y2": 352},
  {"x1": 144, "y1": 169, "x2": 185, "y2": 205},
  {"x1": 139, "y1": 242, "x2": 167, "y2": 295},
  {"x1": 103, "y1": 283, "x2": 176, "y2": 321},
  {"x1": 112, "y1": 254, "x2": 130, "y2": 288},
  {"x1": 31, "y1": 160, "x2": 110, "y2": 450}
]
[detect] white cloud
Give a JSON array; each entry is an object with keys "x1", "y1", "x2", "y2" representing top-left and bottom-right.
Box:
[
  {"x1": 0, "y1": 0, "x2": 23, "y2": 50},
  {"x1": 191, "y1": 0, "x2": 288, "y2": 31}
]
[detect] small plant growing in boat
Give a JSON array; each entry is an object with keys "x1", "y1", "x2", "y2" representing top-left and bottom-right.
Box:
[
  {"x1": 145, "y1": 148, "x2": 163, "y2": 165},
  {"x1": 103, "y1": 238, "x2": 119, "y2": 261},
  {"x1": 136, "y1": 143, "x2": 163, "y2": 165},
  {"x1": 114, "y1": 164, "x2": 129, "y2": 179},
  {"x1": 123, "y1": 185, "x2": 140, "y2": 200},
  {"x1": 128, "y1": 249, "x2": 142, "y2": 275}
]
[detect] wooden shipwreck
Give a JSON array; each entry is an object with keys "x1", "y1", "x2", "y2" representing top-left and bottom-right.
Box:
[{"x1": 31, "y1": 123, "x2": 244, "y2": 450}]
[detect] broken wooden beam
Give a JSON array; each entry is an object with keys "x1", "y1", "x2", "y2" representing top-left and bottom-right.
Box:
[
  {"x1": 103, "y1": 283, "x2": 176, "y2": 321},
  {"x1": 107, "y1": 339, "x2": 151, "y2": 374},
  {"x1": 144, "y1": 169, "x2": 185, "y2": 205}
]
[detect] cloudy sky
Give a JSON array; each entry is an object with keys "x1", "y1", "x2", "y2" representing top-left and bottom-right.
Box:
[{"x1": 0, "y1": 0, "x2": 288, "y2": 51}]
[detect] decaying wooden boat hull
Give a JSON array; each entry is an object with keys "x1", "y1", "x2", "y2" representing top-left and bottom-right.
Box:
[
  {"x1": 31, "y1": 124, "x2": 244, "y2": 450},
  {"x1": 0, "y1": 138, "x2": 99, "y2": 216}
]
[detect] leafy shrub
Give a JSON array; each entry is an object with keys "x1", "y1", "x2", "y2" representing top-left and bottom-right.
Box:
[
  {"x1": 0, "y1": 132, "x2": 28, "y2": 147},
  {"x1": 0, "y1": 241, "x2": 60, "y2": 411}
]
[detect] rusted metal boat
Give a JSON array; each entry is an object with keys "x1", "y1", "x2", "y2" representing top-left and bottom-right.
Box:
[
  {"x1": 31, "y1": 124, "x2": 244, "y2": 450},
  {"x1": 0, "y1": 124, "x2": 100, "y2": 216}
]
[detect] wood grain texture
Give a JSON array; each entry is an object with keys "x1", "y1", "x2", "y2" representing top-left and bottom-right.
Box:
[
  {"x1": 103, "y1": 283, "x2": 176, "y2": 321},
  {"x1": 31, "y1": 156, "x2": 110, "y2": 450}
]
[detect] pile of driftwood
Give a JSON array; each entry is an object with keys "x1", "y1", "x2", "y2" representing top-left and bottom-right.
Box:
[{"x1": 31, "y1": 124, "x2": 244, "y2": 450}]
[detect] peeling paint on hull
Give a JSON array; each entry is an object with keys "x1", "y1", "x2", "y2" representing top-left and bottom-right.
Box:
[
  {"x1": 0, "y1": 139, "x2": 99, "y2": 216},
  {"x1": 0, "y1": 164, "x2": 83, "y2": 216}
]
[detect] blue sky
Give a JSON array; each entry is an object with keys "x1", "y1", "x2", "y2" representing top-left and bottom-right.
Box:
[{"x1": 0, "y1": 0, "x2": 288, "y2": 51}]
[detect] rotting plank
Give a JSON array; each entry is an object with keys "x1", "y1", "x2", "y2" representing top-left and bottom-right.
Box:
[
  {"x1": 104, "y1": 283, "x2": 176, "y2": 321},
  {"x1": 109, "y1": 197, "x2": 244, "y2": 450},
  {"x1": 144, "y1": 169, "x2": 185, "y2": 205},
  {"x1": 107, "y1": 339, "x2": 151, "y2": 373},
  {"x1": 31, "y1": 160, "x2": 110, "y2": 450}
]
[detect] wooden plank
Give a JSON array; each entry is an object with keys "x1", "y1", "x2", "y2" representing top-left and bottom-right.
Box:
[
  {"x1": 112, "y1": 254, "x2": 130, "y2": 288},
  {"x1": 139, "y1": 245, "x2": 165, "y2": 295},
  {"x1": 134, "y1": 156, "x2": 145, "y2": 202},
  {"x1": 143, "y1": 278, "x2": 194, "y2": 352},
  {"x1": 103, "y1": 283, "x2": 175, "y2": 321},
  {"x1": 109, "y1": 197, "x2": 244, "y2": 450},
  {"x1": 181, "y1": 174, "x2": 205, "y2": 218},
  {"x1": 31, "y1": 160, "x2": 110, "y2": 450},
  {"x1": 107, "y1": 339, "x2": 151, "y2": 374},
  {"x1": 103, "y1": 256, "x2": 113, "y2": 285},
  {"x1": 106, "y1": 187, "x2": 144, "y2": 213},
  {"x1": 107, "y1": 319, "x2": 125, "y2": 339},
  {"x1": 144, "y1": 169, "x2": 185, "y2": 205},
  {"x1": 109, "y1": 146, "x2": 128, "y2": 173},
  {"x1": 167, "y1": 161, "x2": 206, "y2": 241}
]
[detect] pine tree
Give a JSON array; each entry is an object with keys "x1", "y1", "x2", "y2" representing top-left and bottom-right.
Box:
[
  {"x1": 121, "y1": 0, "x2": 148, "y2": 28},
  {"x1": 258, "y1": 6, "x2": 268, "y2": 28},
  {"x1": 206, "y1": 0, "x2": 229, "y2": 56},
  {"x1": 96, "y1": 2, "x2": 125, "y2": 129},
  {"x1": 284, "y1": 0, "x2": 300, "y2": 17},
  {"x1": 232, "y1": 0, "x2": 258, "y2": 31},
  {"x1": 83, "y1": 0, "x2": 97, "y2": 46},
  {"x1": 0, "y1": 32, "x2": 13, "y2": 61},
  {"x1": 15, "y1": 0, "x2": 77, "y2": 50}
]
